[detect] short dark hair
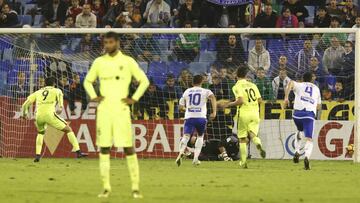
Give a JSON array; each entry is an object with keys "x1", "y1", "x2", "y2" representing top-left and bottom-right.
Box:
[
  {"x1": 318, "y1": 6, "x2": 327, "y2": 12},
  {"x1": 345, "y1": 40, "x2": 354, "y2": 47},
  {"x1": 236, "y1": 66, "x2": 248, "y2": 78},
  {"x1": 302, "y1": 72, "x2": 312, "y2": 82},
  {"x1": 331, "y1": 16, "x2": 341, "y2": 23},
  {"x1": 193, "y1": 75, "x2": 203, "y2": 85},
  {"x1": 166, "y1": 73, "x2": 175, "y2": 80},
  {"x1": 104, "y1": 32, "x2": 119, "y2": 41},
  {"x1": 45, "y1": 76, "x2": 56, "y2": 86}
]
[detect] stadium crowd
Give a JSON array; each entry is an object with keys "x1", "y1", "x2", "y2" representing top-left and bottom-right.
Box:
[{"x1": 1, "y1": 0, "x2": 357, "y2": 118}]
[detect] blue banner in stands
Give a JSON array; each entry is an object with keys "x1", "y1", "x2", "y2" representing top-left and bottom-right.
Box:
[{"x1": 207, "y1": 0, "x2": 253, "y2": 6}]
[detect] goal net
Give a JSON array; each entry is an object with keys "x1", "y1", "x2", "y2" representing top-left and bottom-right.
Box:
[{"x1": 0, "y1": 28, "x2": 358, "y2": 162}]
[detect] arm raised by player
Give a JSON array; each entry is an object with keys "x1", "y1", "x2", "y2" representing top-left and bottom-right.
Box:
[
  {"x1": 284, "y1": 80, "x2": 294, "y2": 108},
  {"x1": 208, "y1": 94, "x2": 217, "y2": 120},
  {"x1": 83, "y1": 59, "x2": 104, "y2": 102},
  {"x1": 21, "y1": 93, "x2": 36, "y2": 119},
  {"x1": 122, "y1": 58, "x2": 150, "y2": 105}
]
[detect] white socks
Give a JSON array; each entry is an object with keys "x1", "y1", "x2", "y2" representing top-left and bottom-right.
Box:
[
  {"x1": 193, "y1": 136, "x2": 204, "y2": 162},
  {"x1": 179, "y1": 135, "x2": 190, "y2": 154},
  {"x1": 304, "y1": 140, "x2": 313, "y2": 159},
  {"x1": 294, "y1": 131, "x2": 301, "y2": 153}
]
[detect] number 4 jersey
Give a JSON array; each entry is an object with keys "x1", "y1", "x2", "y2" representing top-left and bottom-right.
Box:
[
  {"x1": 293, "y1": 81, "x2": 321, "y2": 115},
  {"x1": 22, "y1": 86, "x2": 63, "y2": 117},
  {"x1": 179, "y1": 86, "x2": 214, "y2": 119}
]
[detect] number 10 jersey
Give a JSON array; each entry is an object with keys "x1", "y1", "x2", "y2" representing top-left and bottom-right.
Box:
[{"x1": 179, "y1": 86, "x2": 214, "y2": 119}]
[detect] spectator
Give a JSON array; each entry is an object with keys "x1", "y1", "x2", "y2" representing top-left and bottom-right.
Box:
[
  {"x1": 134, "y1": 0, "x2": 147, "y2": 21},
  {"x1": 34, "y1": 76, "x2": 45, "y2": 91},
  {"x1": 102, "y1": 0, "x2": 124, "y2": 26},
  {"x1": 162, "y1": 74, "x2": 182, "y2": 118},
  {"x1": 245, "y1": 0, "x2": 264, "y2": 27},
  {"x1": 313, "y1": 6, "x2": 331, "y2": 28},
  {"x1": 43, "y1": 0, "x2": 68, "y2": 25},
  {"x1": 217, "y1": 34, "x2": 245, "y2": 69},
  {"x1": 139, "y1": 82, "x2": 165, "y2": 119},
  {"x1": 132, "y1": 34, "x2": 161, "y2": 62},
  {"x1": 143, "y1": 0, "x2": 170, "y2": 27},
  {"x1": 218, "y1": 67, "x2": 235, "y2": 96},
  {"x1": 58, "y1": 75, "x2": 70, "y2": 100},
  {"x1": 254, "y1": 67, "x2": 273, "y2": 100},
  {"x1": 319, "y1": 17, "x2": 348, "y2": 48},
  {"x1": 309, "y1": 56, "x2": 327, "y2": 88},
  {"x1": 272, "y1": 69, "x2": 291, "y2": 100},
  {"x1": 177, "y1": 0, "x2": 200, "y2": 27},
  {"x1": 75, "y1": 3, "x2": 97, "y2": 28},
  {"x1": 322, "y1": 36, "x2": 346, "y2": 75},
  {"x1": 327, "y1": 0, "x2": 344, "y2": 19},
  {"x1": 322, "y1": 88, "x2": 333, "y2": 101},
  {"x1": 63, "y1": 16, "x2": 75, "y2": 27},
  {"x1": 78, "y1": 33, "x2": 100, "y2": 53},
  {"x1": 253, "y1": 3, "x2": 277, "y2": 28},
  {"x1": 0, "y1": 4, "x2": 18, "y2": 27},
  {"x1": 295, "y1": 39, "x2": 320, "y2": 79},
  {"x1": 282, "y1": 0, "x2": 309, "y2": 23},
  {"x1": 340, "y1": 41, "x2": 355, "y2": 96},
  {"x1": 10, "y1": 72, "x2": 29, "y2": 99},
  {"x1": 178, "y1": 69, "x2": 192, "y2": 92},
  {"x1": 174, "y1": 22, "x2": 199, "y2": 63},
  {"x1": 113, "y1": 2, "x2": 142, "y2": 28},
  {"x1": 342, "y1": 0, "x2": 358, "y2": 27},
  {"x1": 92, "y1": 0, "x2": 105, "y2": 27},
  {"x1": 333, "y1": 80, "x2": 350, "y2": 102},
  {"x1": 0, "y1": 0, "x2": 5, "y2": 12},
  {"x1": 248, "y1": 39, "x2": 270, "y2": 74},
  {"x1": 69, "y1": 73, "x2": 88, "y2": 115},
  {"x1": 348, "y1": 15, "x2": 360, "y2": 42},
  {"x1": 67, "y1": 0, "x2": 83, "y2": 21},
  {"x1": 276, "y1": 6, "x2": 299, "y2": 28}
]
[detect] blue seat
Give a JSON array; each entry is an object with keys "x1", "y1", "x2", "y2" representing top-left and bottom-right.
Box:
[
  {"x1": 199, "y1": 51, "x2": 217, "y2": 64},
  {"x1": 21, "y1": 15, "x2": 32, "y2": 25},
  {"x1": 158, "y1": 39, "x2": 169, "y2": 51},
  {"x1": 23, "y1": 4, "x2": 36, "y2": 15},
  {"x1": 167, "y1": 61, "x2": 187, "y2": 77},
  {"x1": 138, "y1": 61, "x2": 148, "y2": 73},
  {"x1": 0, "y1": 71, "x2": 7, "y2": 95},
  {"x1": 200, "y1": 39, "x2": 208, "y2": 51},
  {"x1": 71, "y1": 61, "x2": 90, "y2": 73},
  {"x1": 33, "y1": 15, "x2": 43, "y2": 27},
  {"x1": 3, "y1": 48, "x2": 13, "y2": 62},
  {"x1": 188, "y1": 62, "x2": 209, "y2": 75},
  {"x1": 0, "y1": 61, "x2": 10, "y2": 72},
  {"x1": 147, "y1": 62, "x2": 168, "y2": 86}
]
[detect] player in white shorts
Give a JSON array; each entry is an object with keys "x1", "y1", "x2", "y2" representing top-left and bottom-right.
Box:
[
  {"x1": 284, "y1": 72, "x2": 321, "y2": 170},
  {"x1": 175, "y1": 75, "x2": 217, "y2": 166}
]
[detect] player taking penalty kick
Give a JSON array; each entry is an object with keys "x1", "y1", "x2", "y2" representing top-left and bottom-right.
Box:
[
  {"x1": 284, "y1": 72, "x2": 321, "y2": 170},
  {"x1": 21, "y1": 77, "x2": 86, "y2": 162},
  {"x1": 83, "y1": 32, "x2": 149, "y2": 199},
  {"x1": 176, "y1": 75, "x2": 217, "y2": 166},
  {"x1": 220, "y1": 67, "x2": 266, "y2": 168}
]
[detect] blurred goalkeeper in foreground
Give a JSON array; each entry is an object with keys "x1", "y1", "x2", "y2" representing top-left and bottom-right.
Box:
[
  {"x1": 21, "y1": 76, "x2": 87, "y2": 162},
  {"x1": 84, "y1": 32, "x2": 149, "y2": 199}
]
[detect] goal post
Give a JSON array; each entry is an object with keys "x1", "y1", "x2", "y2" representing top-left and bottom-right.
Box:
[{"x1": 0, "y1": 28, "x2": 358, "y2": 162}]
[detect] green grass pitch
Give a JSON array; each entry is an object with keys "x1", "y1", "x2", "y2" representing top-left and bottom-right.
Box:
[{"x1": 1, "y1": 158, "x2": 360, "y2": 203}]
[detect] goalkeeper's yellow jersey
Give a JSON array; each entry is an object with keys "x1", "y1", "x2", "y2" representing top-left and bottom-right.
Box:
[
  {"x1": 83, "y1": 50, "x2": 149, "y2": 108},
  {"x1": 22, "y1": 86, "x2": 63, "y2": 117},
  {"x1": 232, "y1": 79, "x2": 261, "y2": 113}
]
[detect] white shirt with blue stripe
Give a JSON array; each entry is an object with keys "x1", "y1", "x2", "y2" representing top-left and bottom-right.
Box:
[{"x1": 293, "y1": 81, "x2": 321, "y2": 116}]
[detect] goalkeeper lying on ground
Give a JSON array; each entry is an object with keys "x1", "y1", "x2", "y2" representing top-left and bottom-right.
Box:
[{"x1": 21, "y1": 76, "x2": 87, "y2": 162}]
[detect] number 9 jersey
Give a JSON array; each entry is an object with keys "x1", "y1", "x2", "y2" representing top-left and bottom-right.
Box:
[
  {"x1": 179, "y1": 86, "x2": 214, "y2": 119},
  {"x1": 22, "y1": 86, "x2": 64, "y2": 117}
]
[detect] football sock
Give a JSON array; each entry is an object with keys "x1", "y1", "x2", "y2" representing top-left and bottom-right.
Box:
[
  {"x1": 193, "y1": 136, "x2": 204, "y2": 162},
  {"x1": 99, "y1": 153, "x2": 111, "y2": 191},
  {"x1": 126, "y1": 154, "x2": 140, "y2": 191},
  {"x1": 35, "y1": 134, "x2": 44, "y2": 155},
  {"x1": 67, "y1": 132, "x2": 80, "y2": 152},
  {"x1": 240, "y1": 143, "x2": 248, "y2": 163},
  {"x1": 252, "y1": 136, "x2": 262, "y2": 149},
  {"x1": 294, "y1": 132, "x2": 301, "y2": 153},
  {"x1": 304, "y1": 140, "x2": 313, "y2": 159},
  {"x1": 179, "y1": 135, "x2": 190, "y2": 154}
]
